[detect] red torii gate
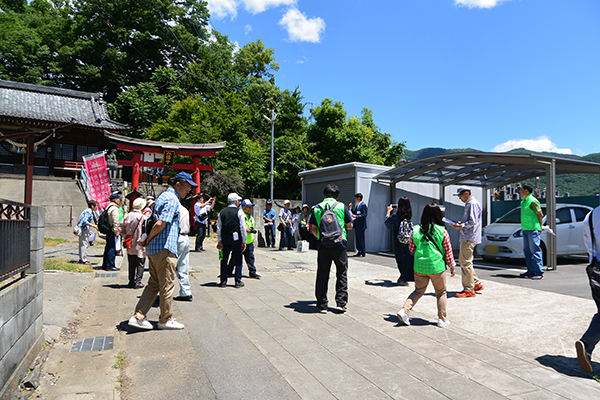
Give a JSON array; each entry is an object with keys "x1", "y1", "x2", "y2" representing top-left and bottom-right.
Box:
[{"x1": 104, "y1": 132, "x2": 226, "y2": 218}]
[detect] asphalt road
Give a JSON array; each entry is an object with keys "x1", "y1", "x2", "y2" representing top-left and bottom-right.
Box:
[{"x1": 369, "y1": 252, "x2": 593, "y2": 300}]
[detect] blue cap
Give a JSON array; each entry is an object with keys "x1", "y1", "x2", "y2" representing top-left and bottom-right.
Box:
[
  {"x1": 174, "y1": 171, "x2": 198, "y2": 187},
  {"x1": 109, "y1": 193, "x2": 122, "y2": 200},
  {"x1": 241, "y1": 199, "x2": 254, "y2": 207}
]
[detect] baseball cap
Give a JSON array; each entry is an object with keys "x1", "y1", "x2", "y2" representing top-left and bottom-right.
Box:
[
  {"x1": 453, "y1": 186, "x2": 471, "y2": 196},
  {"x1": 241, "y1": 199, "x2": 254, "y2": 207},
  {"x1": 228, "y1": 193, "x2": 242, "y2": 203},
  {"x1": 109, "y1": 192, "x2": 123, "y2": 200},
  {"x1": 283, "y1": 199, "x2": 290, "y2": 205},
  {"x1": 266, "y1": 199, "x2": 273, "y2": 205},
  {"x1": 174, "y1": 171, "x2": 198, "y2": 187}
]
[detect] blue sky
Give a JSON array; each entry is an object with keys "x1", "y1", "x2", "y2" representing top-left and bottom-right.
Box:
[{"x1": 207, "y1": 0, "x2": 600, "y2": 156}]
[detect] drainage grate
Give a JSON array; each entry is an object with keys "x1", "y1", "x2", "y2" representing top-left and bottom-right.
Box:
[
  {"x1": 70, "y1": 336, "x2": 114, "y2": 353},
  {"x1": 95, "y1": 272, "x2": 117, "y2": 278}
]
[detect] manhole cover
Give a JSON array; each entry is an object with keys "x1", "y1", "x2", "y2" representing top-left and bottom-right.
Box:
[{"x1": 70, "y1": 336, "x2": 114, "y2": 353}]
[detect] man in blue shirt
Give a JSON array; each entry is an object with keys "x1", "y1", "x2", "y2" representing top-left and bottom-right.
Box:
[
  {"x1": 350, "y1": 193, "x2": 368, "y2": 257},
  {"x1": 263, "y1": 200, "x2": 276, "y2": 248},
  {"x1": 128, "y1": 172, "x2": 196, "y2": 331}
]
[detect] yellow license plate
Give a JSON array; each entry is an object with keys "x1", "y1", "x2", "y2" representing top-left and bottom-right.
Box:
[{"x1": 486, "y1": 245, "x2": 498, "y2": 254}]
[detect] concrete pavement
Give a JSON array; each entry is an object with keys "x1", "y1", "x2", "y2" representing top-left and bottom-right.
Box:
[{"x1": 30, "y1": 239, "x2": 600, "y2": 399}]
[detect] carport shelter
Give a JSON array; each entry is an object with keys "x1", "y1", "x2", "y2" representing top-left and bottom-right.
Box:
[{"x1": 373, "y1": 152, "x2": 600, "y2": 270}]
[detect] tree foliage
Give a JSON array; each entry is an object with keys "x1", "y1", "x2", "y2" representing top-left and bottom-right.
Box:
[{"x1": 1, "y1": 0, "x2": 407, "y2": 200}]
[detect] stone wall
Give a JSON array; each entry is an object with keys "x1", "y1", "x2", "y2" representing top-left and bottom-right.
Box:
[{"x1": 0, "y1": 206, "x2": 45, "y2": 399}]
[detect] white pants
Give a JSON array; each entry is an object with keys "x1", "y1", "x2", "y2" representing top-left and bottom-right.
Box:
[{"x1": 176, "y1": 235, "x2": 191, "y2": 297}]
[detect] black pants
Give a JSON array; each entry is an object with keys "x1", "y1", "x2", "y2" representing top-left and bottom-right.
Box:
[
  {"x1": 127, "y1": 253, "x2": 145, "y2": 287},
  {"x1": 195, "y1": 223, "x2": 207, "y2": 251},
  {"x1": 394, "y1": 241, "x2": 414, "y2": 282},
  {"x1": 581, "y1": 260, "x2": 600, "y2": 354},
  {"x1": 220, "y1": 241, "x2": 243, "y2": 283},
  {"x1": 315, "y1": 245, "x2": 348, "y2": 310},
  {"x1": 355, "y1": 228, "x2": 366, "y2": 255}
]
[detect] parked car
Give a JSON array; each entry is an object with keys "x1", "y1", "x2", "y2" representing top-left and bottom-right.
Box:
[{"x1": 477, "y1": 203, "x2": 593, "y2": 263}]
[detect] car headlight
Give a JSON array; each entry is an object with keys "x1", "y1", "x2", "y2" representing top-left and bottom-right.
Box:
[{"x1": 513, "y1": 230, "x2": 523, "y2": 238}]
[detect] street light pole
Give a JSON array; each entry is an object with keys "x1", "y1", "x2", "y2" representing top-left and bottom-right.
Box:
[{"x1": 262, "y1": 109, "x2": 277, "y2": 201}]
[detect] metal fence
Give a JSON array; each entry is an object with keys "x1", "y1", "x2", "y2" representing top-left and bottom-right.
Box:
[{"x1": 0, "y1": 198, "x2": 31, "y2": 282}]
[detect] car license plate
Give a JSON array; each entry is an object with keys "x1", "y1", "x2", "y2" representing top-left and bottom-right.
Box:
[{"x1": 486, "y1": 245, "x2": 498, "y2": 254}]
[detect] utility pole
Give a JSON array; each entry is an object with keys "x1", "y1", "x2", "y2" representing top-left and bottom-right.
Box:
[{"x1": 262, "y1": 109, "x2": 277, "y2": 201}]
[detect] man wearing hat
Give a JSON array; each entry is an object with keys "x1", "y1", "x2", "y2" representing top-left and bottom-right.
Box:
[
  {"x1": 263, "y1": 200, "x2": 276, "y2": 248},
  {"x1": 217, "y1": 193, "x2": 247, "y2": 288},
  {"x1": 279, "y1": 200, "x2": 294, "y2": 250},
  {"x1": 102, "y1": 192, "x2": 123, "y2": 271},
  {"x1": 128, "y1": 171, "x2": 196, "y2": 331},
  {"x1": 240, "y1": 199, "x2": 261, "y2": 279},
  {"x1": 450, "y1": 186, "x2": 484, "y2": 297}
]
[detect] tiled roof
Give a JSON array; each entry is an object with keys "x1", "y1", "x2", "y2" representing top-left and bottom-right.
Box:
[{"x1": 0, "y1": 80, "x2": 129, "y2": 131}]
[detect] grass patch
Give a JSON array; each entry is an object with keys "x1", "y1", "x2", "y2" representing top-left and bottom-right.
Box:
[
  {"x1": 44, "y1": 238, "x2": 69, "y2": 247},
  {"x1": 44, "y1": 258, "x2": 94, "y2": 273},
  {"x1": 112, "y1": 351, "x2": 128, "y2": 370}
]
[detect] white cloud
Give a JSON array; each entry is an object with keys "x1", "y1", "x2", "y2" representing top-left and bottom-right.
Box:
[
  {"x1": 296, "y1": 56, "x2": 308, "y2": 64},
  {"x1": 492, "y1": 136, "x2": 573, "y2": 154},
  {"x1": 279, "y1": 8, "x2": 325, "y2": 43},
  {"x1": 206, "y1": 0, "x2": 238, "y2": 19},
  {"x1": 242, "y1": 0, "x2": 296, "y2": 14},
  {"x1": 454, "y1": 0, "x2": 509, "y2": 8},
  {"x1": 244, "y1": 24, "x2": 253, "y2": 34}
]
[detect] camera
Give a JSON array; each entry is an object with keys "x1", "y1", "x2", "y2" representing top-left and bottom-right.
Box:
[{"x1": 250, "y1": 228, "x2": 257, "y2": 234}]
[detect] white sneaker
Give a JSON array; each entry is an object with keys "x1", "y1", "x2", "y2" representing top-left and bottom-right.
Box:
[
  {"x1": 158, "y1": 319, "x2": 185, "y2": 330},
  {"x1": 128, "y1": 316, "x2": 153, "y2": 330},
  {"x1": 397, "y1": 309, "x2": 410, "y2": 326},
  {"x1": 437, "y1": 319, "x2": 451, "y2": 328}
]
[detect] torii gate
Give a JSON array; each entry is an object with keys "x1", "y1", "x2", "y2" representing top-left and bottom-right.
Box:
[{"x1": 104, "y1": 132, "x2": 226, "y2": 220}]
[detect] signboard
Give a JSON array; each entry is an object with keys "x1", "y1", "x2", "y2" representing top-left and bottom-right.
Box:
[
  {"x1": 163, "y1": 150, "x2": 175, "y2": 168},
  {"x1": 83, "y1": 152, "x2": 111, "y2": 209}
]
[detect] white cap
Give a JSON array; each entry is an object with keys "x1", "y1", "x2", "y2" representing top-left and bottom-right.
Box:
[
  {"x1": 227, "y1": 193, "x2": 242, "y2": 203},
  {"x1": 283, "y1": 199, "x2": 291, "y2": 205},
  {"x1": 453, "y1": 186, "x2": 471, "y2": 196}
]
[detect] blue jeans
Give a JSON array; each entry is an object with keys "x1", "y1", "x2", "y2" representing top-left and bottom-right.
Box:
[
  {"x1": 279, "y1": 225, "x2": 294, "y2": 250},
  {"x1": 242, "y1": 242, "x2": 257, "y2": 274},
  {"x1": 522, "y1": 230, "x2": 543, "y2": 276},
  {"x1": 102, "y1": 230, "x2": 116, "y2": 269},
  {"x1": 265, "y1": 225, "x2": 276, "y2": 247}
]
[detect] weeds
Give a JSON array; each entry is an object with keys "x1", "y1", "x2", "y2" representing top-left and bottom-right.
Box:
[
  {"x1": 44, "y1": 258, "x2": 94, "y2": 273},
  {"x1": 112, "y1": 351, "x2": 127, "y2": 370},
  {"x1": 44, "y1": 238, "x2": 68, "y2": 246}
]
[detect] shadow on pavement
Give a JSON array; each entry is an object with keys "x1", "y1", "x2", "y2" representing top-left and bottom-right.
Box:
[
  {"x1": 284, "y1": 300, "x2": 320, "y2": 314},
  {"x1": 116, "y1": 320, "x2": 156, "y2": 335},
  {"x1": 535, "y1": 354, "x2": 600, "y2": 379},
  {"x1": 103, "y1": 283, "x2": 131, "y2": 289},
  {"x1": 383, "y1": 313, "x2": 433, "y2": 327},
  {"x1": 491, "y1": 273, "x2": 526, "y2": 279},
  {"x1": 364, "y1": 279, "x2": 398, "y2": 288}
]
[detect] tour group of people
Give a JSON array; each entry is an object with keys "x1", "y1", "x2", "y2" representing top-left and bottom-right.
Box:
[{"x1": 76, "y1": 176, "x2": 600, "y2": 375}]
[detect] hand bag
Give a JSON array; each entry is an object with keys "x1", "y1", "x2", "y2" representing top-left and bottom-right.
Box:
[{"x1": 123, "y1": 215, "x2": 144, "y2": 250}]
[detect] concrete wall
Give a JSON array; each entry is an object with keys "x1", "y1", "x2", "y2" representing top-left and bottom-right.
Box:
[
  {"x1": 250, "y1": 198, "x2": 303, "y2": 248},
  {"x1": 0, "y1": 206, "x2": 45, "y2": 399}
]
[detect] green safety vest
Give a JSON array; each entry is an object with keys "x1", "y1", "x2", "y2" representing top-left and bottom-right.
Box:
[
  {"x1": 245, "y1": 214, "x2": 255, "y2": 244},
  {"x1": 520, "y1": 194, "x2": 541, "y2": 231},
  {"x1": 413, "y1": 225, "x2": 446, "y2": 275}
]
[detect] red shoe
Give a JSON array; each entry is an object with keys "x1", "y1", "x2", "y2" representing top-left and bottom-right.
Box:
[
  {"x1": 455, "y1": 290, "x2": 476, "y2": 298},
  {"x1": 474, "y1": 282, "x2": 484, "y2": 292}
]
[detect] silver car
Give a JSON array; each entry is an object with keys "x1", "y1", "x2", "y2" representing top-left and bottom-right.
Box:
[{"x1": 477, "y1": 203, "x2": 593, "y2": 263}]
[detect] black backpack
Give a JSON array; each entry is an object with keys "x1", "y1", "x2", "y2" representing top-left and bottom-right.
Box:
[
  {"x1": 143, "y1": 211, "x2": 158, "y2": 236},
  {"x1": 97, "y1": 204, "x2": 115, "y2": 235},
  {"x1": 317, "y1": 201, "x2": 344, "y2": 248}
]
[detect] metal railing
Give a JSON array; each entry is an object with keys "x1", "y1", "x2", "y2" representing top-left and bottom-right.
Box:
[{"x1": 0, "y1": 198, "x2": 31, "y2": 282}]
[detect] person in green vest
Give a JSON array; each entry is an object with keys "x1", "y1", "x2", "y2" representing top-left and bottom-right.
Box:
[
  {"x1": 519, "y1": 183, "x2": 545, "y2": 280},
  {"x1": 397, "y1": 203, "x2": 456, "y2": 328},
  {"x1": 308, "y1": 184, "x2": 354, "y2": 314},
  {"x1": 240, "y1": 199, "x2": 261, "y2": 279}
]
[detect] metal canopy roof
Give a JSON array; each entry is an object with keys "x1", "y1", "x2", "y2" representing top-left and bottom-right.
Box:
[{"x1": 374, "y1": 152, "x2": 600, "y2": 189}]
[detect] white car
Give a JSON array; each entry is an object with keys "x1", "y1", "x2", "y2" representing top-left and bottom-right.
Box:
[{"x1": 477, "y1": 203, "x2": 593, "y2": 263}]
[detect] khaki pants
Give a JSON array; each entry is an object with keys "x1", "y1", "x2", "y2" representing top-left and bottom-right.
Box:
[
  {"x1": 459, "y1": 240, "x2": 480, "y2": 291},
  {"x1": 403, "y1": 271, "x2": 448, "y2": 321},
  {"x1": 133, "y1": 249, "x2": 177, "y2": 324}
]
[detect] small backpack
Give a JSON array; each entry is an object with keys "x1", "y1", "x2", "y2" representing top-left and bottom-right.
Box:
[
  {"x1": 397, "y1": 219, "x2": 413, "y2": 244},
  {"x1": 97, "y1": 204, "x2": 114, "y2": 235},
  {"x1": 143, "y1": 211, "x2": 158, "y2": 236},
  {"x1": 317, "y1": 201, "x2": 344, "y2": 248}
]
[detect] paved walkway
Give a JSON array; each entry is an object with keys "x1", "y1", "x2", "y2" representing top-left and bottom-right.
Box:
[{"x1": 33, "y1": 239, "x2": 600, "y2": 399}]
